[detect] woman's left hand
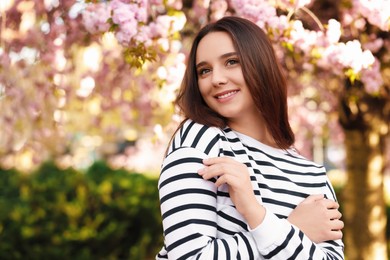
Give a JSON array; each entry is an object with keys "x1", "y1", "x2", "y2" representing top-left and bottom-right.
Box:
[{"x1": 198, "y1": 157, "x2": 265, "y2": 228}]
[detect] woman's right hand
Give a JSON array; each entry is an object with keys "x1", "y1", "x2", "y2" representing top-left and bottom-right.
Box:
[
  {"x1": 198, "y1": 157, "x2": 266, "y2": 229},
  {"x1": 287, "y1": 194, "x2": 344, "y2": 243}
]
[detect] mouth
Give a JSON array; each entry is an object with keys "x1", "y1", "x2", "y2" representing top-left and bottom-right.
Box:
[{"x1": 215, "y1": 90, "x2": 239, "y2": 99}]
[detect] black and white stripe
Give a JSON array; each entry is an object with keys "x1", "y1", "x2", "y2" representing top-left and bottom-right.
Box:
[{"x1": 157, "y1": 120, "x2": 344, "y2": 259}]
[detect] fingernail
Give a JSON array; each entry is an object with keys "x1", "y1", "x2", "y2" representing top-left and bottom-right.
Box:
[{"x1": 198, "y1": 168, "x2": 205, "y2": 175}]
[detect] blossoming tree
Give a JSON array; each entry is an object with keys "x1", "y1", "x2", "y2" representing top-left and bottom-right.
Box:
[
  {"x1": 0, "y1": 0, "x2": 186, "y2": 169},
  {"x1": 1, "y1": 0, "x2": 389, "y2": 258},
  {"x1": 81, "y1": 0, "x2": 390, "y2": 258}
]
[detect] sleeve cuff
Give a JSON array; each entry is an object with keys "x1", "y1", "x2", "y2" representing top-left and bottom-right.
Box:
[{"x1": 249, "y1": 208, "x2": 291, "y2": 250}]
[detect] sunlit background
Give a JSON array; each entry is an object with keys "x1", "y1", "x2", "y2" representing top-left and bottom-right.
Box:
[{"x1": 1, "y1": 0, "x2": 389, "y2": 259}]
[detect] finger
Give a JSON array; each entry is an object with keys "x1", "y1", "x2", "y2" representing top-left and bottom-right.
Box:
[
  {"x1": 328, "y1": 208, "x2": 342, "y2": 220},
  {"x1": 330, "y1": 219, "x2": 344, "y2": 231},
  {"x1": 198, "y1": 163, "x2": 232, "y2": 180},
  {"x1": 215, "y1": 176, "x2": 226, "y2": 187},
  {"x1": 327, "y1": 229, "x2": 343, "y2": 241},
  {"x1": 198, "y1": 167, "x2": 219, "y2": 180},
  {"x1": 203, "y1": 157, "x2": 233, "y2": 166},
  {"x1": 322, "y1": 199, "x2": 340, "y2": 209},
  {"x1": 301, "y1": 194, "x2": 324, "y2": 204}
]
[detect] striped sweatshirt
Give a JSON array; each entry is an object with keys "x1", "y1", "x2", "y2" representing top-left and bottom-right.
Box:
[{"x1": 156, "y1": 119, "x2": 344, "y2": 259}]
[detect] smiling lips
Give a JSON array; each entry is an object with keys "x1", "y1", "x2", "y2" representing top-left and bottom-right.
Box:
[{"x1": 215, "y1": 90, "x2": 239, "y2": 100}]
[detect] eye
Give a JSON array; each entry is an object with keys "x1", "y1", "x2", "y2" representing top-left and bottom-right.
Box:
[
  {"x1": 198, "y1": 68, "x2": 211, "y2": 76},
  {"x1": 226, "y1": 59, "x2": 239, "y2": 66}
]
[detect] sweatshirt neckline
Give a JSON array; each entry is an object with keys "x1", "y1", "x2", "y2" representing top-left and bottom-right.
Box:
[{"x1": 231, "y1": 130, "x2": 294, "y2": 156}]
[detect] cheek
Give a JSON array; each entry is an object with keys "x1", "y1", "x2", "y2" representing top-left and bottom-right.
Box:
[
  {"x1": 232, "y1": 70, "x2": 245, "y2": 84},
  {"x1": 198, "y1": 83, "x2": 214, "y2": 108},
  {"x1": 198, "y1": 80, "x2": 209, "y2": 98}
]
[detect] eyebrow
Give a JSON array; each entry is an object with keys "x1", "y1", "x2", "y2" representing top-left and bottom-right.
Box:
[{"x1": 196, "y1": 52, "x2": 238, "y2": 69}]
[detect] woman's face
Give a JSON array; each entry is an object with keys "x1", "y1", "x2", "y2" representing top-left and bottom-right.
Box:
[{"x1": 195, "y1": 31, "x2": 260, "y2": 125}]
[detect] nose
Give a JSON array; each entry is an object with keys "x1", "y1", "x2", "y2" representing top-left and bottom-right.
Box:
[{"x1": 211, "y1": 67, "x2": 228, "y2": 86}]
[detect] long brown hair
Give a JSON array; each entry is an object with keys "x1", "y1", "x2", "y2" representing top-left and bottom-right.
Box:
[{"x1": 175, "y1": 16, "x2": 295, "y2": 149}]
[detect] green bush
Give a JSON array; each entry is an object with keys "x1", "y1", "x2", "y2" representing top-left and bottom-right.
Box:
[{"x1": 0, "y1": 161, "x2": 163, "y2": 260}]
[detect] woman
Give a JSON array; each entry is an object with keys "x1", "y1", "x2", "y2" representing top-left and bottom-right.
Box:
[{"x1": 156, "y1": 16, "x2": 344, "y2": 259}]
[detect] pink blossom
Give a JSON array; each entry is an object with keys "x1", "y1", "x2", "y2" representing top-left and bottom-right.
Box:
[
  {"x1": 277, "y1": 0, "x2": 313, "y2": 9},
  {"x1": 361, "y1": 59, "x2": 383, "y2": 93},
  {"x1": 354, "y1": 0, "x2": 390, "y2": 31},
  {"x1": 363, "y1": 35, "x2": 384, "y2": 53},
  {"x1": 165, "y1": 53, "x2": 186, "y2": 85},
  {"x1": 210, "y1": 0, "x2": 228, "y2": 21},
  {"x1": 82, "y1": 3, "x2": 111, "y2": 34},
  {"x1": 150, "y1": 0, "x2": 164, "y2": 4},
  {"x1": 361, "y1": 49, "x2": 376, "y2": 69},
  {"x1": 134, "y1": 26, "x2": 153, "y2": 46},
  {"x1": 342, "y1": 13, "x2": 355, "y2": 27},
  {"x1": 148, "y1": 18, "x2": 170, "y2": 38},
  {"x1": 0, "y1": 51, "x2": 11, "y2": 67},
  {"x1": 109, "y1": 0, "x2": 149, "y2": 44},
  {"x1": 148, "y1": 15, "x2": 186, "y2": 39},
  {"x1": 115, "y1": 19, "x2": 138, "y2": 44},
  {"x1": 289, "y1": 20, "x2": 326, "y2": 52},
  {"x1": 326, "y1": 19, "x2": 341, "y2": 44},
  {"x1": 166, "y1": 0, "x2": 183, "y2": 9},
  {"x1": 230, "y1": 0, "x2": 277, "y2": 29},
  {"x1": 135, "y1": 3, "x2": 148, "y2": 23},
  {"x1": 157, "y1": 38, "x2": 170, "y2": 52},
  {"x1": 354, "y1": 18, "x2": 367, "y2": 30},
  {"x1": 267, "y1": 15, "x2": 289, "y2": 32},
  {"x1": 170, "y1": 13, "x2": 187, "y2": 32},
  {"x1": 318, "y1": 40, "x2": 376, "y2": 76},
  {"x1": 295, "y1": 0, "x2": 313, "y2": 8},
  {"x1": 111, "y1": 1, "x2": 136, "y2": 24},
  {"x1": 190, "y1": 0, "x2": 210, "y2": 24}
]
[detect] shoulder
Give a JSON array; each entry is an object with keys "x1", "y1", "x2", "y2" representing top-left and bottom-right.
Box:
[
  {"x1": 283, "y1": 149, "x2": 328, "y2": 179},
  {"x1": 167, "y1": 119, "x2": 225, "y2": 157},
  {"x1": 288, "y1": 149, "x2": 325, "y2": 168}
]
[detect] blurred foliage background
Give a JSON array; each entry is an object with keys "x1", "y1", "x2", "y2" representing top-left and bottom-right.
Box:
[
  {"x1": 3, "y1": 163, "x2": 390, "y2": 259},
  {"x1": 0, "y1": 162, "x2": 162, "y2": 259},
  {"x1": 0, "y1": 0, "x2": 389, "y2": 259}
]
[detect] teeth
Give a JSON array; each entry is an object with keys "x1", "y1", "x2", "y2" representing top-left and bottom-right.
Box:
[{"x1": 217, "y1": 91, "x2": 237, "y2": 99}]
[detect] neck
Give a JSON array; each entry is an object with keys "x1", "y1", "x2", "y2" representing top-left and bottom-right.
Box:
[{"x1": 227, "y1": 115, "x2": 277, "y2": 148}]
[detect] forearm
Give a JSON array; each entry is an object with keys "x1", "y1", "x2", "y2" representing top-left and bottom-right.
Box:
[{"x1": 250, "y1": 210, "x2": 344, "y2": 259}]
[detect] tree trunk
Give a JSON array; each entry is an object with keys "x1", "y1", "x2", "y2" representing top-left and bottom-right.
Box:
[
  {"x1": 339, "y1": 83, "x2": 390, "y2": 260},
  {"x1": 343, "y1": 129, "x2": 387, "y2": 260}
]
